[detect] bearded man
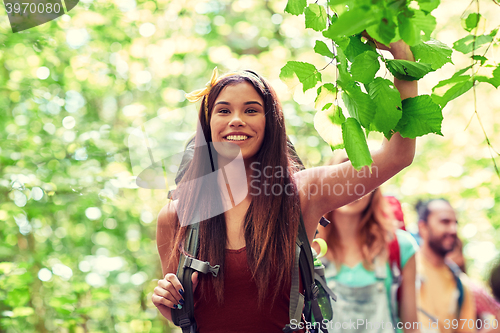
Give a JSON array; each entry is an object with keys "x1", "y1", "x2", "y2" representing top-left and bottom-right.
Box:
[{"x1": 416, "y1": 199, "x2": 477, "y2": 333}]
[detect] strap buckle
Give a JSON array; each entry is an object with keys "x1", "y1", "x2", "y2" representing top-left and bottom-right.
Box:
[
  {"x1": 283, "y1": 324, "x2": 301, "y2": 332},
  {"x1": 183, "y1": 256, "x2": 220, "y2": 277},
  {"x1": 178, "y1": 318, "x2": 197, "y2": 333}
]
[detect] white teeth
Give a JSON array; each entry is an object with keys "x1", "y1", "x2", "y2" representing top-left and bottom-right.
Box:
[{"x1": 226, "y1": 135, "x2": 248, "y2": 141}]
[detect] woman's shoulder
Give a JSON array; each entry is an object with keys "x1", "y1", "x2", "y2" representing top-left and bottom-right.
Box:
[{"x1": 157, "y1": 200, "x2": 178, "y2": 229}]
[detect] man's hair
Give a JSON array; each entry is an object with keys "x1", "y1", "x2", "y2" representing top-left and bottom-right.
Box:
[{"x1": 415, "y1": 198, "x2": 451, "y2": 223}]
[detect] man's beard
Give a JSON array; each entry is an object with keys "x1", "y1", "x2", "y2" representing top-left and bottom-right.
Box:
[{"x1": 428, "y1": 233, "x2": 457, "y2": 258}]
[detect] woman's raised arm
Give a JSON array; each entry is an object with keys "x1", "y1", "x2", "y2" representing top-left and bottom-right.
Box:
[{"x1": 297, "y1": 40, "x2": 418, "y2": 242}]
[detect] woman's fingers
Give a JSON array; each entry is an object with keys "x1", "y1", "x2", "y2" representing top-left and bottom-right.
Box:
[
  {"x1": 152, "y1": 290, "x2": 179, "y2": 309},
  {"x1": 152, "y1": 273, "x2": 185, "y2": 309}
]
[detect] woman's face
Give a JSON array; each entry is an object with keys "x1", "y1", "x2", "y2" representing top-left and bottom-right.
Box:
[{"x1": 210, "y1": 82, "x2": 266, "y2": 162}]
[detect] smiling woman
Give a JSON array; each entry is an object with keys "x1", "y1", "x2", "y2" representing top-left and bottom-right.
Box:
[
  {"x1": 152, "y1": 43, "x2": 418, "y2": 332},
  {"x1": 210, "y1": 82, "x2": 266, "y2": 163}
]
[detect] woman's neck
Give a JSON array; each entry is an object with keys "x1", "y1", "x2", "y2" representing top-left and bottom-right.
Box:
[
  {"x1": 328, "y1": 210, "x2": 365, "y2": 267},
  {"x1": 332, "y1": 210, "x2": 362, "y2": 244},
  {"x1": 216, "y1": 154, "x2": 255, "y2": 250}
]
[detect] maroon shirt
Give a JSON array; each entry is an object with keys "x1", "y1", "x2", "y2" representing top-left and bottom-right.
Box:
[{"x1": 193, "y1": 247, "x2": 302, "y2": 332}]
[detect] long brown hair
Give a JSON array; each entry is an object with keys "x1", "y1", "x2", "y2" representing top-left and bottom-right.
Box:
[
  {"x1": 321, "y1": 153, "x2": 395, "y2": 269},
  {"x1": 168, "y1": 70, "x2": 301, "y2": 306}
]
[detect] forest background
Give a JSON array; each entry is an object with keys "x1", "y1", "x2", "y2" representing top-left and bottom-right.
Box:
[{"x1": 0, "y1": 0, "x2": 499, "y2": 332}]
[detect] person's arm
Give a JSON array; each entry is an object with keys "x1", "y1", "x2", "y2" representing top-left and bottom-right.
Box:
[
  {"x1": 296, "y1": 40, "x2": 417, "y2": 242},
  {"x1": 152, "y1": 202, "x2": 198, "y2": 322},
  {"x1": 400, "y1": 255, "x2": 420, "y2": 333}
]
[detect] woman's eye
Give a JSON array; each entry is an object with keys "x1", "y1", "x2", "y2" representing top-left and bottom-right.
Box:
[
  {"x1": 246, "y1": 109, "x2": 258, "y2": 113},
  {"x1": 218, "y1": 109, "x2": 230, "y2": 114}
]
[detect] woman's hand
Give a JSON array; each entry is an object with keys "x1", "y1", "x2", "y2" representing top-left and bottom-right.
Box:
[
  {"x1": 152, "y1": 272, "x2": 199, "y2": 321},
  {"x1": 385, "y1": 40, "x2": 415, "y2": 61},
  {"x1": 362, "y1": 32, "x2": 415, "y2": 61}
]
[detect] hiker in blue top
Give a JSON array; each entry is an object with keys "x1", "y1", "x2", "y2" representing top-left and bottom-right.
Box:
[{"x1": 316, "y1": 151, "x2": 420, "y2": 333}]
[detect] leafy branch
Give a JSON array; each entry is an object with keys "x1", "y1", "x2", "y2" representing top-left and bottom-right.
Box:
[{"x1": 281, "y1": 0, "x2": 500, "y2": 174}]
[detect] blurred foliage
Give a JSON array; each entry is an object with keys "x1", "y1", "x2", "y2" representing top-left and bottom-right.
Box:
[{"x1": 0, "y1": 0, "x2": 499, "y2": 332}]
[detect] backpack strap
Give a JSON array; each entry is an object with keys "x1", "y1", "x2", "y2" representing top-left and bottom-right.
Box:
[
  {"x1": 284, "y1": 243, "x2": 305, "y2": 333},
  {"x1": 172, "y1": 221, "x2": 221, "y2": 333},
  {"x1": 445, "y1": 259, "x2": 465, "y2": 315},
  {"x1": 284, "y1": 215, "x2": 330, "y2": 333},
  {"x1": 388, "y1": 233, "x2": 402, "y2": 326}
]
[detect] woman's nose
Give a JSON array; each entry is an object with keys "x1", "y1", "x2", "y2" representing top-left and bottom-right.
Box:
[{"x1": 229, "y1": 113, "x2": 245, "y2": 127}]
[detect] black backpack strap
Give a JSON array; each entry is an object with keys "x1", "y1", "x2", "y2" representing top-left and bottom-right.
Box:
[
  {"x1": 172, "y1": 221, "x2": 220, "y2": 333},
  {"x1": 172, "y1": 222, "x2": 200, "y2": 333}
]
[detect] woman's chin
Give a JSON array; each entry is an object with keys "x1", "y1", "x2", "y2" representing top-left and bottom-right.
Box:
[{"x1": 212, "y1": 141, "x2": 241, "y2": 160}]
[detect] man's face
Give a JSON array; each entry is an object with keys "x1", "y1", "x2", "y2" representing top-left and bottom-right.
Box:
[{"x1": 422, "y1": 200, "x2": 458, "y2": 257}]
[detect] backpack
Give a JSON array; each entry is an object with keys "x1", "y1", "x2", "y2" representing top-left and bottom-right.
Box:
[{"x1": 169, "y1": 136, "x2": 336, "y2": 333}]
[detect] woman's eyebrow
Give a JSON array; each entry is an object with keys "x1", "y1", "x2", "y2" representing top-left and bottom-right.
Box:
[
  {"x1": 214, "y1": 101, "x2": 263, "y2": 106},
  {"x1": 244, "y1": 101, "x2": 263, "y2": 106}
]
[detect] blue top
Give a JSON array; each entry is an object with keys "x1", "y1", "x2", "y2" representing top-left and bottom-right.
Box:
[{"x1": 324, "y1": 229, "x2": 419, "y2": 328}]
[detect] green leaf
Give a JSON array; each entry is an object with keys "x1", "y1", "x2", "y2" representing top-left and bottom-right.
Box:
[
  {"x1": 336, "y1": 47, "x2": 353, "y2": 87},
  {"x1": 463, "y1": 13, "x2": 481, "y2": 32},
  {"x1": 314, "y1": 106, "x2": 346, "y2": 150},
  {"x1": 342, "y1": 85, "x2": 376, "y2": 128},
  {"x1": 315, "y1": 84, "x2": 338, "y2": 111},
  {"x1": 432, "y1": 75, "x2": 470, "y2": 90},
  {"x1": 333, "y1": 36, "x2": 350, "y2": 50},
  {"x1": 398, "y1": 11, "x2": 420, "y2": 46},
  {"x1": 280, "y1": 61, "x2": 322, "y2": 92},
  {"x1": 305, "y1": 4, "x2": 327, "y2": 31},
  {"x1": 351, "y1": 51, "x2": 380, "y2": 84},
  {"x1": 472, "y1": 55, "x2": 488, "y2": 65},
  {"x1": 431, "y1": 77, "x2": 473, "y2": 108},
  {"x1": 386, "y1": 59, "x2": 433, "y2": 81},
  {"x1": 453, "y1": 34, "x2": 493, "y2": 54},
  {"x1": 323, "y1": 7, "x2": 379, "y2": 40},
  {"x1": 413, "y1": 10, "x2": 436, "y2": 41},
  {"x1": 410, "y1": 39, "x2": 453, "y2": 70},
  {"x1": 343, "y1": 35, "x2": 374, "y2": 63},
  {"x1": 368, "y1": 78, "x2": 402, "y2": 136},
  {"x1": 489, "y1": 66, "x2": 500, "y2": 88},
  {"x1": 284, "y1": 0, "x2": 307, "y2": 15},
  {"x1": 395, "y1": 95, "x2": 443, "y2": 138},
  {"x1": 314, "y1": 40, "x2": 334, "y2": 58},
  {"x1": 366, "y1": 13, "x2": 397, "y2": 46},
  {"x1": 342, "y1": 118, "x2": 373, "y2": 170},
  {"x1": 473, "y1": 67, "x2": 500, "y2": 89},
  {"x1": 417, "y1": 0, "x2": 440, "y2": 13}
]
